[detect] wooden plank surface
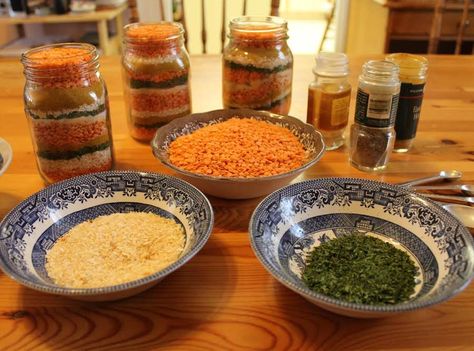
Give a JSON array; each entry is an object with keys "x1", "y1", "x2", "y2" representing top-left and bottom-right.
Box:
[{"x1": 0, "y1": 54, "x2": 474, "y2": 350}]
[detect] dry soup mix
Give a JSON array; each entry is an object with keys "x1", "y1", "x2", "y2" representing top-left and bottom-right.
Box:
[
  {"x1": 122, "y1": 23, "x2": 191, "y2": 142},
  {"x1": 223, "y1": 17, "x2": 293, "y2": 114},
  {"x1": 21, "y1": 44, "x2": 114, "y2": 183}
]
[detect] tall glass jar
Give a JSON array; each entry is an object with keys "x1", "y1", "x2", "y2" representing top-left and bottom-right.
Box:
[
  {"x1": 386, "y1": 53, "x2": 428, "y2": 153},
  {"x1": 223, "y1": 16, "x2": 293, "y2": 115},
  {"x1": 122, "y1": 22, "x2": 191, "y2": 142},
  {"x1": 307, "y1": 52, "x2": 351, "y2": 150},
  {"x1": 350, "y1": 60, "x2": 400, "y2": 172},
  {"x1": 21, "y1": 43, "x2": 114, "y2": 184}
]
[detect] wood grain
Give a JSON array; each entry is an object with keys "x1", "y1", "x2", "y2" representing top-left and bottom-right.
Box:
[{"x1": 0, "y1": 54, "x2": 474, "y2": 350}]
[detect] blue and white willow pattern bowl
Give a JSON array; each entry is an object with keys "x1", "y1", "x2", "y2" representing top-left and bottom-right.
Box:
[
  {"x1": 249, "y1": 178, "x2": 474, "y2": 318},
  {"x1": 151, "y1": 109, "x2": 325, "y2": 199},
  {"x1": 0, "y1": 171, "x2": 214, "y2": 301}
]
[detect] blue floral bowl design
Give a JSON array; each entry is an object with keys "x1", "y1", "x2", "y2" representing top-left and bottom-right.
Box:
[
  {"x1": 0, "y1": 171, "x2": 214, "y2": 301},
  {"x1": 249, "y1": 178, "x2": 474, "y2": 318}
]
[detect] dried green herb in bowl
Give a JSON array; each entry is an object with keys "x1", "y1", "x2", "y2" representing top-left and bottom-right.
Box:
[{"x1": 302, "y1": 234, "x2": 418, "y2": 305}]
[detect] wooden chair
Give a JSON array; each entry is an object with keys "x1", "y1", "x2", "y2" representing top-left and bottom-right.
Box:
[
  {"x1": 318, "y1": 0, "x2": 336, "y2": 53},
  {"x1": 428, "y1": 0, "x2": 471, "y2": 54},
  {"x1": 128, "y1": 0, "x2": 280, "y2": 53}
]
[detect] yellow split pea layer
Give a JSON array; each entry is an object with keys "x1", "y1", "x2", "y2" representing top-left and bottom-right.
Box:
[{"x1": 168, "y1": 117, "x2": 306, "y2": 178}]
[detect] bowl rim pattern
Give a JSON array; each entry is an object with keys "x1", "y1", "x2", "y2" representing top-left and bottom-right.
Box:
[
  {"x1": 151, "y1": 108, "x2": 326, "y2": 183},
  {"x1": 249, "y1": 177, "x2": 474, "y2": 314},
  {"x1": 0, "y1": 170, "x2": 214, "y2": 296}
]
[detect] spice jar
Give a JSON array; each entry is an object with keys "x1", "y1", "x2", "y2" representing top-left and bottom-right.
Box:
[
  {"x1": 349, "y1": 60, "x2": 400, "y2": 172},
  {"x1": 307, "y1": 52, "x2": 351, "y2": 150},
  {"x1": 122, "y1": 22, "x2": 191, "y2": 142},
  {"x1": 386, "y1": 53, "x2": 428, "y2": 153},
  {"x1": 223, "y1": 16, "x2": 293, "y2": 114},
  {"x1": 22, "y1": 43, "x2": 114, "y2": 184}
]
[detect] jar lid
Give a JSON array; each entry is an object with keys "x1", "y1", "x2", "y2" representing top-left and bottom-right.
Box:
[
  {"x1": 124, "y1": 22, "x2": 184, "y2": 43},
  {"x1": 386, "y1": 53, "x2": 428, "y2": 77},
  {"x1": 313, "y1": 52, "x2": 349, "y2": 77},
  {"x1": 229, "y1": 16, "x2": 288, "y2": 40}
]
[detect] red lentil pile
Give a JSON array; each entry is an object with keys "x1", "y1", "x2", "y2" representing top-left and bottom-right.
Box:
[{"x1": 168, "y1": 118, "x2": 306, "y2": 178}]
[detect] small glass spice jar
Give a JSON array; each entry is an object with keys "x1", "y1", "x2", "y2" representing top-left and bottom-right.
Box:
[
  {"x1": 22, "y1": 43, "x2": 114, "y2": 184},
  {"x1": 122, "y1": 22, "x2": 191, "y2": 142},
  {"x1": 223, "y1": 16, "x2": 293, "y2": 114},
  {"x1": 386, "y1": 53, "x2": 428, "y2": 153},
  {"x1": 350, "y1": 60, "x2": 400, "y2": 172},
  {"x1": 307, "y1": 52, "x2": 351, "y2": 150}
]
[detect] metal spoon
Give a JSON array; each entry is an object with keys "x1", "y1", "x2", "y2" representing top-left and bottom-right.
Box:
[
  {"x1": 442, "y1": 204, "x2": 474, "y2": 229},
  {"x1": 414, "y1": 184, "x2": 474, "y2": 196},
  {"x1": 398, "y1": 170, "x2": 463, "y2": 187},
  {"x1": 422, "y1": 193, "x2": 474, "y2": 205}
]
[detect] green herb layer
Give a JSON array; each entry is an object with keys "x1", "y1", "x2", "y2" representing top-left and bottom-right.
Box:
[
  {"x1": 129, "y1": 74, "x2": 188, "y2": 89},
  {"x1": 302, "y1": 234, "x2": 417, "y2": 305},
  {"x1": 28, "y1": 104, "x2": 106, "y2": 120},
  {"x1": 224, "y1": 60, "x2": 291, "y2": 75},
  {"x1": 38, "y1": 141, "x2": 110, "y2": 160}
]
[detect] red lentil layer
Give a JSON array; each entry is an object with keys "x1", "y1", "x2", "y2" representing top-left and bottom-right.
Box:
[
  {"x1": 32, "y1": 119, "x2": 108, "y2": 150},
  {"x1": 223, "y1": 67, "x2": 270, "y2": 85},
  {"x1": 126, "y1": 24, "x2": 182, "y2": 57},
  {"x1": 131, "y1": 126, "x2": 161, "y2": 141},
  {"x1": 168, "y1": 118, "x2": 306, "y2": 178},
  {"x1": 130, "y1": 88, "x2": 190, "y2": 112},
  {"x1": 127, "y1": 69, "x2": 188, "y2": 84},
  {"x1": 27, "y1": 47, "x2": 93, "y2": 70},
  {"x1": 232, "y1": 30, "x2": 287, "y2": 49},
  {"x1": 26, "y1": 47, "x2": 97, "y2": 88}
]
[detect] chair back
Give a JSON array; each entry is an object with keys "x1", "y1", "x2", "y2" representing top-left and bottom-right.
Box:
[{"x1": 128, "y1": 0, "x2": 281, "y2": 53}]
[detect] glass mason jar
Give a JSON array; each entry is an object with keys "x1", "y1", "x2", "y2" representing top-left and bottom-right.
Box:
[
  {"x1": 350, "y1": 60, "x2": 400, "y2": 172},
  {"x1": 307, "y1": 52, "x2": 351, "y2": 150},
  {"x1": 386, "y1": 53, "x2": 428, "y2": 153},
  {"x1": 223, "y1": 16, "x2": 293, "y2": 115},
  {"x1": 21, "y1": 43, "x2": 114, "y2": 184},
  {"x1": 122, "y1": 22, "x2": 191, "y2": 142}
]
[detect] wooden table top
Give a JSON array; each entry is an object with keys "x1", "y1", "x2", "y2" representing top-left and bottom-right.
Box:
[{"x1": 0, "y1": 54, "x2": 473, "y2": 350}]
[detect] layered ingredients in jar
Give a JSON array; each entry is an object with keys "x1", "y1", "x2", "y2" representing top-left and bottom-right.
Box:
[
  {"x1": 22, "y1": 45, "x2": 113, "y2": 183},
  {"x1": 122, "y1": 23, "x2": 191, "y2": 141},
  {"x1": 223, "y1": 18, "x2": 293, "y2": 115}
]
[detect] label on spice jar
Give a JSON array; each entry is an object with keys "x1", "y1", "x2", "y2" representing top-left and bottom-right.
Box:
[
  {"x1": 307, "y1": 88, "x2": 350, "y2": 130},
  {"x1": 355, "y1": 89, "x2": 399, "y2": 128},
  {"x1": 331, "y1": 94, "x2": 351, "y2": 126},
  {"x1": 395, "y1": 82, "x2": 425, "y2": 140}
]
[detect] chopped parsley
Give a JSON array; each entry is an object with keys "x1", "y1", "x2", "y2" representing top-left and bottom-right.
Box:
[{"x1": 302, "y1": 234, "x2": 417, "y2": 305}]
